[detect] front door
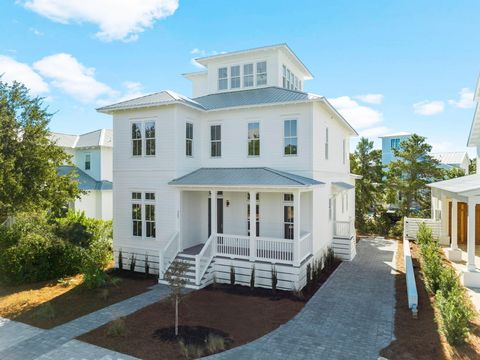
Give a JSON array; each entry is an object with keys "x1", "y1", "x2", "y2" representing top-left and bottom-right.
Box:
[{"x1": 208, "y1": 198, "x2": 223, "y2": 236}]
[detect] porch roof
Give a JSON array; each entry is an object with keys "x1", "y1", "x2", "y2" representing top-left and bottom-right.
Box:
[
  {"x1": 169, "y1": 167, "x2": 324, "y2": 188},
  {"x1": 428, "y1": 173, "x2": 480, "y2": 196},
  {"x1": 332, "y1": 181, "x2": 355, "y2": 191}
]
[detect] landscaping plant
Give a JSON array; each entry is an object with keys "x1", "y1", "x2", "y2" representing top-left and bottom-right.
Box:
[
  {"x1": 306, "y1": 263, "x2": 312, "y2": 288},
  {"x1": 164, "y1": 259, "x2": 189, "y2": 336},
  {"x1": 145, "y1": 254, "x2": 150, "y2": 276},
  {"x1": 129, "y1": 253, "x2": 136, "y2": 272},
  {"x1": 107, "y1": 317, "x2": 127, "y2": 337},
  {"x1": 230, "y1": 265, "x2": 235, "y2": 286},
  {"x1": 118, "y1": 249, "x2": 123, "y2": 271},
  {"x1": 250, "y1": 265, "x2": 255, "y2": 290},
  {"x1": 271, "y1": 266, "x2": 278, "y2": 295}
]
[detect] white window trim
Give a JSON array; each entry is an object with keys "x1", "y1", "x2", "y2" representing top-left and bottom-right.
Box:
[
  {"x1": 186, "y1": 121, "x2": 194, "y2": 157},
  {"x1": 218, "y1": 67, "x2": 228, "y2": 91},
  {"x1": 84, "y1": 153, "x2": 91, "y2": 170},
  {"x1": 283, "y1": 119, "x2": 298, "y2": 157},
  {"x1": 131, "y1": 191, "x2": 156, "y2": 240},
  {"x1": 247, "y1": 121, "x2": 261, "y2": 157},
  {"x1": 130, "y1": 119, "x2": 157, "y2": 158},
  {"x1": 209, "y1": 123, "x2": 222, "y2": 158},
  {"x1": 230, "y1": 64, "x2": 241, "y2": 89},
  {"x1": 256, "y1": 61, "x2": 267, "y2": 86},
  {"x1": 243, "y1": 63, "x2": 254, "y2": 88}
]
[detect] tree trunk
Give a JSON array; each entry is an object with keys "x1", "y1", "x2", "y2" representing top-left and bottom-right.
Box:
[{"x1": 175, "y1": 296, "x2": 178, "y2": 336}]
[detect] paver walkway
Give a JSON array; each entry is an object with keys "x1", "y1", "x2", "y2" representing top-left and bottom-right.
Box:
[
  {"x1": 208, "y1": 238, "x2": 396, "y2": 360},
  {"x1": 0, "y1": 284, "x2": 170, "y2": 360}
]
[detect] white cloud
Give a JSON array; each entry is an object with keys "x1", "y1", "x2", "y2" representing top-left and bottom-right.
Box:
[
  {"x1": 0, "y1": 55, "x2": 49, "y2": 94},
  {"x1": 29, "y1": 27, "x2": 44, "y2": 36},
  {"x1": 189, "y1": 48, "x2": 224, "y2": 68},
  {"x1": 114, "y1": 81, "x2": 145, "y2": 102},
  {"x1": 21, "y1": 0, "x2": 179, "y2": 42},
  {"x1": 448, "y1": 88, "x2": 475, "y2": 109},
  {"x1": 328, "y1": 96, "x2": 383, "y2": 129},
  {"x1": 413, "y1": 100, "x2": 445, "y2": 116},
  {"x1": 359, "y1": 126, "x2": 391, "y2": 138},
  {"x1": 355, "y1": 93, "x2": 384, "y2": 104},
  {"x1": 33, "y1": 53, "x2": 114, "y2": 102}
]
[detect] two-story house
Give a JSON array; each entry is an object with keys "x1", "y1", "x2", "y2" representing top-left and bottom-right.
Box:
[
  {"x1": 98, "y1": 44, "x2": 358, "y2": 290},
  {"x1": 379, "y1": 132, "x2": 413, "y2": 166},
  {"x1": 50, "y1": 129, "x2": 113, "y2": 220}
]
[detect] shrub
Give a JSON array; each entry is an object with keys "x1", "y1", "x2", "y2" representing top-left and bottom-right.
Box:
[
  {"x1": 271, "y1": 266, "x2": 278, "y2": 295},
  {"x1": 417, "y1": 222, "x2": 433, "y2": 245},
  {"x1": 206, "y1": 333, "x2": 226, "y2": 353},
  {"x1": 82, "y1": 256, "x2": 109, "y2": 289},
  {"x1": 107, "y1": 317, "x2": 127, "y2": 337},
  {"x1": 230, "y1": 265, "x2": 235, "y2": 286},
  {"x1": 118, "y1": 249, "x2": 123, "y2": 270},
  {"x1": 129, "y1": 253, "x2": 136, "y2": 272},
  {"x1": 438, "y1": 267, "x2": 458, "y2": 296},
  {"x1": 324, "y1": 247, "x2": 335, "y2": 270},
  {"x1": 420, "y1": 241, "x2": 443, "y2": 294},
  {"x1": 250, "y1": 265, "x2": 255, "y2": 290},
  {"x1": 388, "y1": 219, "x2": 404, "y2": 238},
  {"x1": 145, "y1": 254, "x2": 150, "y2": 276},
  {"x1": 436, "y1": 286, "x2": 474, "y2": 345},
  {"x1": 306, "y1": 263, "x2": 312, "y2": 288}
]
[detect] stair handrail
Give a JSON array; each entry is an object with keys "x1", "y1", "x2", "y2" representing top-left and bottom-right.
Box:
[
  {"x1": 160, "y1": 231, "x2": 179, "y2": 278},
  {"x1": 195, "y1": 233, "x2": 216, "y2": 286}
]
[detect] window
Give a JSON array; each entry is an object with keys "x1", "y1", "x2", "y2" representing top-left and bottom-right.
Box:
[
  {"x1": 290, "y1": 72, "x2": 294, "y2": 89},
  {"x1": 186, "y1": 122, "x2": 193, "y2": 156},
  {"x1": 84, "y1": 154, "x2": 91, "y2": 170},
  {"x1": 218, "y1": 67, "x2": 228, "y2": 90},
  {"x1": 391, "y1": 138, "x2": 400, "y2": 149},
  {"x1": 248, "y1": 122, "x2": 260, "y2": 156},
  {"x1": 256, "y1": 61, "x2": 267, "y2": 86},
  {"x1": 282, "y1": 65, "x2": 287, "y2": 88},
  {"x1": 299, "y1": 80, "x2": 302, "y2": 91},
  {"x1": 145, "y1": 203, "x2": 156, "y2": 238},
  {"x1": 145, "y1": 192, "x2": 155, "y2": 200},
  {"x1": 284, "y1": 193, "x2": 294, "y2": 202},
  {"x1": 286, "y1": 69, "x2": 291, "y2": 89},
  {"x1": 210, "y1": 125, "x2": 221, "y2": 157},
  {"x1": 230, "y1": 65, "x2": 240, "y2": 89},
  {"x1": 284, "y1": 119, "x2": 297, "y2": 155},
  {"x1": 343, "y1": 139, "x2": 347, "y2": 164},
  {"x1": 284, "y1": 205, "x2": 294, "y2": 239},
  {"x1": 247, "y1": 193, "x2": 260, "y2": 237},
  {"x1": 132, "y1": 192, "x2": 142, "y2": 200},
  {"x1": 325, "y1": 127, "x2": 329, "y2": 160},
  {"x1": 132, "y1": 203, "x2": 142, "y2": 237},
  {"x1": 132, "y1": 122, "x2": 142, "y2": 156},
  {"x1": 145, "y1": 121, "x2": 155, "y2": 156},
  {"x1": 243, "y1": 63, "x2": 253, "y2": 87}
]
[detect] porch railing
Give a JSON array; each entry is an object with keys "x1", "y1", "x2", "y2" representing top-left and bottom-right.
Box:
[
  {"x1": 256, "y1": 237, "x2": 294, "y2": 263},
  {"x1": 299, "y1": 232, "x2": 312, "y2": 263},
  {"x1": 334, "y1": 218, "x2": 354, "y2": 238},
  {"x1": 404, "y1": 217, "x2": 441, "y2": 240},
  {"x1": 159, "y1": 231, "x2": 179, "y2": 278},
  {"x1": 216, "y1": 234, "x2": 250, "y2": 259},
  {"x1": 195, "y1": 233, "x2": 215, "y2": 285}
]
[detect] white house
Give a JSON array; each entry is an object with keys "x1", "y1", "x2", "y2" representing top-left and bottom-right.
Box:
[
  {"x1": 431, "y1": 151, "x2": 470, "y2": 174},
  {"x1": 427, "y1": 78, "x2": 480, "y2": 286},
  {"x1": 50, "y1": 129, "x2": 113, "y2": 220},
  {"x1": 98, "y1": 44, "x2": 358, "y2": 290}
]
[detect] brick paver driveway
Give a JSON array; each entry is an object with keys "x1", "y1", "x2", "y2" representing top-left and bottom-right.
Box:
[{"x1": 208, "y1": 238, "x2": 396, "y2": 360}]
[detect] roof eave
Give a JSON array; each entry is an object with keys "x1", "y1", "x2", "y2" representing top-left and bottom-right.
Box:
[
  {"x1": 96, "y1": 100, "x2": 206, "y2": 114},
  {"x1": 319, "y1": 97, "x2": 358, "y2": 136}
]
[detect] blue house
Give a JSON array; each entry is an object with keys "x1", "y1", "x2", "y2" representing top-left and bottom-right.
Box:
[{"x1": 380, "y1": 133, "x2": 413, "y2": 166}]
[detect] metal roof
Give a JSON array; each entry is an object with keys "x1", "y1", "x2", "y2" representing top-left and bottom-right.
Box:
[
  {"x1": 169, "y1": 167, "x2": 324, "y2": 187},
  {"x1": 192, "y1": 87, "x2": 319, "y2": 110},
  {"x1": 378, "y1": 132, "x2": 412, "y2": 138},
  {"x1": 332, "y1": 181, "x2": 355, "y2": 191},
  {"x1": 58, "y1": 165, "x2": 113, "y2": 190},
  {"x1": 96, "y1": 90, "x2": 204, "y2": 113},
  {"x1": 428, "y1": 173, "x2": 480, "y2": 195},
  {"x1": 431, "y1": 152, "x2": 468, "y2": 165},
  {"x1": 51, "y1": 129, "x2": 113, "y2": 148}
]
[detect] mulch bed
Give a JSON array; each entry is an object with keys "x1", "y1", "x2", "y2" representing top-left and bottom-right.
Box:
[
  {"x1": 2, "y1": 270, "x2": 157, "y2": 329},
  {"x1": 380, "y1": 240, "x2": 480, "y2": 359},
  {"x1": 78, "y1": 261, "x2": 341, "y2": 360}
]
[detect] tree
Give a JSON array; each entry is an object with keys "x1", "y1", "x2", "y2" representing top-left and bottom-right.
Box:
[
  {"x1": 386, "y1": 134, "x2": 443, "y2": 217},
  {"x1": 0, "y1": 80, "x2": 80, "y2": 220},
  {"x1": 469, "y1": 158, "x2": 476, "y2": 174},
  {"x1": 443, "y1": 167, "x2": 465, "y2": 180},
  {"x1": 350, "y1": 137, "x2": 384, "y2": 231},
  {"x1": 164, "y1": 259, "x2": 189, "y2": 336}
]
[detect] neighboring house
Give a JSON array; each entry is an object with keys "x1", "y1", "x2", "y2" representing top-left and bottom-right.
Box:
[
  {"x1": 428, "y1": 78, "x2": 480, "y2": 287},
  {"x1": 50, "y1": 129, "x2": 113, "y2": 220},
  {"x1": 431, "y1": 151, "x2": 470, "y2": 174},
  {"x1": 379, "y1": 132, "x2": 413, "y2": 166},
  {"x1": 98, "y1": 44, "x2": 358, "y2": 290}
]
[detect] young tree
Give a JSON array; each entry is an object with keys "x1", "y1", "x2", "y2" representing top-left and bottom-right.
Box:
[
  {"x1": 164, "y1": 259, "x2": 189, "y2": 336},
  {"x1": 443, "y1": 167, "x2": 465, "y2": 180},
  {"x1": 386, "y1": 134, "x2": 443, "y2": 217},
  {"x1": 469, "y1": 158, "x2": 477, "y2": 174},
  {"x1": 0, "y1": 80, "x2": 80, "y2": 220},
  {"x1": 350, "y1": 137, "x2": 384, "y2": 231}
]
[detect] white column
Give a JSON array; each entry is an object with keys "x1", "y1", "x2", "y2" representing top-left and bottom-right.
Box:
[
  {"x1": 440, "y1": 195, "x2": 449, "y2": 244},
  {"x1": 178, "y1": 190, "x2": 183, "y2": 252},
  {"x1": 294, "y1": 190, "x2": 301, "y2": 266},
  {"x1": 451, "y1": 199, "x2": 458, "y2": 250},
  {"x1": 467, "y1": 200, "x2": 476, "y2": 272},
  {"x1": 211, "y1": 190, "x2": 217, "y2": 238},
  {"x1": 249, "y1": 191, "x2": 257, "y2": 261}
]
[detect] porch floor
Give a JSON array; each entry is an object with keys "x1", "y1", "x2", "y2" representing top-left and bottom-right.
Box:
[{"x1": 181, "y1": 243, "x2": 205, "y2": 256}]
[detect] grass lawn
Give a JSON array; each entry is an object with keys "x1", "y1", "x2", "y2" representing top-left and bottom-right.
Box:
[
  {"x1": 381, "y1": 240, "x2": 480, "y2": 359},
  {"x1": 0, "y1": 269, "x2": 158, "y2": 329},
  {"x1": 79, "y1": 261, "x2": 341, "y2": 360}
]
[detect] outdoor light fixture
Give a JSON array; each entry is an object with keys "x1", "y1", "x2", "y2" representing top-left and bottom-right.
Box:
[{"x1": 226, "y1": 200, "x2": 230, "y2": 207}]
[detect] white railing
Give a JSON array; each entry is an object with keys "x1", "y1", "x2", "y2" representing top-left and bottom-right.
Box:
[
  {"x1": 216, "y1": 234, "x2": 250, "y2": 259},
  {"x1": 334, "y1": 218, "x2": 354, "y2": 238},
  {"x1": 195, "y1": 233, "x2": 215, "y2": 285},
  {"x1": 159, "y1": 232, "x2": 179, "y2": 278},
  {"x1": 404, "y1": 217, "x2": 441, "y2": 240},
  {"x1": 256, "y1": 237, "x2": 293, "y2": 263},
  {"x1": 299, "y1": 232, "x2": 312, "y2": 262}
]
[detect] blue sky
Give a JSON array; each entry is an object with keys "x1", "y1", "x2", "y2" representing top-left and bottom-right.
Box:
[{"x1": 1, "y1": 0, "x2": 479, "y2": 155}]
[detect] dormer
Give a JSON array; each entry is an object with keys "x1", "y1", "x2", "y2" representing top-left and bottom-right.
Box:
[{"x1": 183, "y1": 44, "x2": 314, "y2": 97}]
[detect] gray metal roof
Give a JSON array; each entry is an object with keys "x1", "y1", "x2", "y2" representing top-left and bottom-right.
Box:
[
  {"x1": 428, "y1": 173, "x2": 480, "y2": 195},
  {"x1": 51, "y1": 129, "x2": 113, "y2": 148},
  {"x1": 332, "y1": 181, "x2": 355, "y2": 190},
  {"x1": 169, "y1": 167, "x2": 323, "y2": 187},
  {"x1": 193, "y1": 87, "x2": 319, "y2": 110},
  {"x1": 58, "y1": 165, "x2": 113, "y2": 190}
]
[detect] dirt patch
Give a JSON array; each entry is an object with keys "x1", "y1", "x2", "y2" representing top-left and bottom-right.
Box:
[
  {"x1": 380, "y1": 240, "x2": 480, "y2": 359},
  {"x1": 0, "y1": 270, "x2": 157, "y2": 329},
  {"x1": 79, "y1": 262, "x2": 341, "y2": 360}
]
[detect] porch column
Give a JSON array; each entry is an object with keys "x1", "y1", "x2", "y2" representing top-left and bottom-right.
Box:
[
  {"x1": 451, "y1": 199, "x2": 458, "y2": 250},
  {"x1": 178, "y1": 190, "x2": 183, "y2": 252},
  {"x1": 440, "y1": 194, "x2": 449, "y2": 245},
  {"x1": 467, "y1": 199, "x2": 476, "y2": 271},
  {"x1": 249, "y1": 191, "x2": 257, "y2": 261},
  {"x1": 211, "y1": 190, "x2": 217, "y2": 238},
  {"x1": 293, "y1": 190, "x2": 301, "y2": 266}
]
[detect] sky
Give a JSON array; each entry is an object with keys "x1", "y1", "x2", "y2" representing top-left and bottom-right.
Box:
[{"x1": 0, "y1": 0, "x2": 479, "y2": 155}]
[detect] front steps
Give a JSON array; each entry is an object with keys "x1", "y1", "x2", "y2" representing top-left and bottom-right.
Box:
[
  {"x1": 333, "y1": 235, "x2": 356, "y2": 261},
  {"x1": 159, "y1": 253, "x2": 215, "y2": 289}
]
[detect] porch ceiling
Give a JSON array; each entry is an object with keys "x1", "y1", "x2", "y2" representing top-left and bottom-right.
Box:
[{"x1": 169, "y1": 167, "x2": 324, "y2": 188}]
